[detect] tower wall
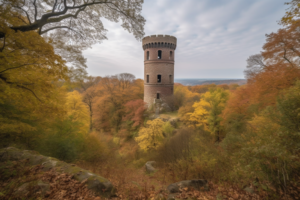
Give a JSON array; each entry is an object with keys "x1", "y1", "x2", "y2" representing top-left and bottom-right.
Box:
[{"x1": 142, "y1": 35, "x2": 177, "y2": 109}]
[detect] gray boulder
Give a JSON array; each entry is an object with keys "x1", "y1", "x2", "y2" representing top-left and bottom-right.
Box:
[
  {"x1": 0, "y1": 147, "x2": 116, "y2": 198},
  {"x1": 145, "y1": 161, "x2": 157, "y2": 173},
  {"x1": 167, "y1": 179, "x2": 208, "y2": 193},
  {"x1": 160, "y1": 103, "x2": 172, "y2": 112},
  {"x1": 14, "y1": 180, "x2": 50, "y2": 197}
]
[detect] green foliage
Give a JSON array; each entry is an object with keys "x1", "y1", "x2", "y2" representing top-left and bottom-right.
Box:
[
  {"x1": 277, "y1": 80, "x2": 300, "y2": 134},
  {"x1": 80, "y1": 132, "x2": 106, "y2": 163},
  {"x1": 37, "y1": 117, "x2": 85, "y2": 162},
  {"x1": 162, "y1": 121, "x2": 174, "y2": 138}
]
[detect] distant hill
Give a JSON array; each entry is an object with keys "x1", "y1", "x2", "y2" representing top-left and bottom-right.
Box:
[{"x1": 175, "y1": 79, "x2": 246, "y2": 86}]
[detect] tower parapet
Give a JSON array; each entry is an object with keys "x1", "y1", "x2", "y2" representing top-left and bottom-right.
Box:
[
  {"x1": 142, "y1": 34, "x2": 177, "y2": 110},
  {"x1": 142, "y1": 35, "x2": 177, "y2": 50}
]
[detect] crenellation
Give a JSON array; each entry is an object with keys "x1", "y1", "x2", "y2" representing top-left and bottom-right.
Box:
[{"x1": 142, "y1": 34, "x2": 177, "y2": 47}]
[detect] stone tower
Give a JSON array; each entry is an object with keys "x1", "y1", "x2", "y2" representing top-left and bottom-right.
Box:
[{"x1": 142, "y1": 34, "x2": 177, "y2": 109}]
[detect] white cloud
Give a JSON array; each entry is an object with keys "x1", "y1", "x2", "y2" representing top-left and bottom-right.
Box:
[{"x1": 83, "y1": 0, "x2": 288, "y2": 79}]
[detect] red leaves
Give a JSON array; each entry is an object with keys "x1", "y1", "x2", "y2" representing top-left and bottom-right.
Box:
[{"x1": 123, "y1": 99, "x2": 146, "y2": 127}]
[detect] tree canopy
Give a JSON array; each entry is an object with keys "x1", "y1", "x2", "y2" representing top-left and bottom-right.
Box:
[{"x1": 0, "y1": 0, "x2": 145, "y2": 69}]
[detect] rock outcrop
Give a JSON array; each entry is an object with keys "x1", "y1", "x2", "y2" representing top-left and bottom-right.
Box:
[
  {"x1": 0, "y1": 147, "x2": 116, "y2": 198},
  {"x1": 145, "y1": 161, "x2": 157, "y2": 173},
  {"x1": 167, "y1": 179, "x2": 208, "y2": 193}
]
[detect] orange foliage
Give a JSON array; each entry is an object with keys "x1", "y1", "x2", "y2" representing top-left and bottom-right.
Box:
[
  {"x1": 189, "y1": 84, "x2": 216, "y2": 94},
  {"x1": 223, "y1": 24, "x2": 300, "y2": 125},
  {"x1": 123, "y1": 99, "x2": 146, "y2": 127},
  {"x1": 222, "y1": 85, "x2": 253, "y2": 123},
  {"x1": 92, "y1": 74, "x2": 144, "y2": 132}
]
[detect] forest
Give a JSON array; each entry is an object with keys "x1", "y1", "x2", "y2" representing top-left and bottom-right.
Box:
[{"x1": 1, "y1": 0, "x2": 300, "y2": 200}]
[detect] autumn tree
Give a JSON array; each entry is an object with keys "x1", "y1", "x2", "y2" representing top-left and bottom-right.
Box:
[
  {"x1": 123, "y1": 99, "x2": 146, "y2": 128},
  {"x1": 93, "y1": 73, "x2": 144, "y2": 132},
  {"x1": 276, "y1": 80, "x2": 300, "y2": 152},
  {"x1": 0, "y1": 0, "x2": 145, "y2": 69},
  {"x1": 78, "y1": 77, "x2": 102, "y2": 132},
  {"x1": 250, "y1": 24, "x2": 300, "y2": 107},
  {"x1": 175, "y1": 84, "x2": 201, "y2": 120},
  {"x1": 0, "y1": 21, "x2": 69, "y2": 145},
  {"x1": 74, "y1": 76, "x2": 102, "y2": 92},
  {"x1": 189, "y1": 84, "x2": 216, "y2": 94},
  {"x1": 0, "y1": 0, "x2": 145, "y2": 106},
  {"x1": 185, "y1": 88, "x2": 229, "y2": 142},
  {"x1": 135, "y1": 118, "x2": 165, "y2": 152},
  {"x1": 65, "y1": 90, "x2": 89, "y2": 133},
  {"x1": 281, "y1": 0, "x2": 300, "y2": 26},
  {"x1": 244, "y1": 54, "x2": 266, "y2": 80}
]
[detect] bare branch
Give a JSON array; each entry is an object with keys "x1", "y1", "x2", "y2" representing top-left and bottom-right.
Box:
[
  {"x1": 33, "y1": 0, "x2": 38, "y2": 21},
  {"x1": 0, "y1": 0, "x2": 144, "y2": 40},
  {"x1": 46, "y1": 6, "x2": 86, "y2": 24},
  {"x1": 283, "y1": 48, "x2": 295, "y2": 67},
  {"x1": 40, "y1": 26, "x2": 83, "y2": 38},
  {"x1": 0, "y1": 36, "x2": 5, "y2": 52},
  {"x1": 0, "y1": 75, "x2": 42, "y2": 102},
  {"x1": 66, "y1": 1, "x2": 107, "y2": 9},
  {"x1": 0, "y1": 63, "x2": 38, "y2": 74},
  {"x1": 105, "y1": 3, "x2": 141, "y2": 29},
  {"x1": 16, "y1": 84, "x2": 42, "y2": 102},
  {"x1": 52, "y1": 0, "x2": 58, "y2": 13},
  {"x1": 12, "y1": 6, "x2": 32, "y2": 24}
]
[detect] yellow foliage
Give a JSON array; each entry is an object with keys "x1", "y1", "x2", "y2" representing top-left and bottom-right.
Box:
[
  {"x1": 187, "y1": 96, "x2": 211, "y2": 130},
  {"x1": 0, "y1": 9, "x2": 70, "y2": 140},
  {"x1": 183, "y1": 88, "x2": 229, "y2": 141},
  {"x1": 65, "y1": 91, "x2": 89, "y2": 134},
  {"x1": 135, "y1": 119, "x2": 164, "y2": 152},
  {"x1": 248, "y1": 114, "x2": 280, "y2": 139}
]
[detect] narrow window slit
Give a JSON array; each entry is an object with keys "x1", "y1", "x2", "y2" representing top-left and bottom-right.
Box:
[
  {"x1": 157, "y1": 75, "x2": 161, "y2": 83},
  {"x1": 158, "y1": 50, "x2": 162, "y2": 59}
]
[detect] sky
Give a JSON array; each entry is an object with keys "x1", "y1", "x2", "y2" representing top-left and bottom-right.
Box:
[{"x1": 83, "y1": 0, "x2": 288, "y2": 79}]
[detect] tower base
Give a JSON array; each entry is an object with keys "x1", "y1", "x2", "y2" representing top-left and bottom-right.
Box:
[{"x1": 144, "y1": 85, "x2": 174, "y2": 111}]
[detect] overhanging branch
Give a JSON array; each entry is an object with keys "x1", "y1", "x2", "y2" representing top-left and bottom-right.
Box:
[
  {"x1": 0, "y1": 75, "x2": 42, "y2": 102},
  {"x1": 0, "y1": 1, "x2": 136, "y2": 38},
  {"x1": 40, "y1": 26, "x2": 83, "y2": 38},
  {"x1": 0, "y1": 63, "x2": 38, "y2": 74}
]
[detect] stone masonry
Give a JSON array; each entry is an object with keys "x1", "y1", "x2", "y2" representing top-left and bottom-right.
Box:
[{"x1": 142, "y1": 35, "x2": 177, "y2": 109}]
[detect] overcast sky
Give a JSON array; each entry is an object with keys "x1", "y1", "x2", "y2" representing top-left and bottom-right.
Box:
[{"x1": 83, "y1": 0, "x2": 288, "y2": 79}]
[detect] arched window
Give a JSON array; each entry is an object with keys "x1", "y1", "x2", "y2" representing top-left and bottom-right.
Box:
[
  {"x1": 158, "y1": 50, "x2": 162, "y2": 59},
  {"x1": 157, "y1": 75, "x2": 161, "y2": 83},
  {"x1": 147, "y1": 51, "x2": 149, "y2": 60},
  {"x1": 147, "y1": 75, "x2": 149, "y2": 83},
  {"x1": 157, "y1": 93, "x2": 160, "y2": 99},
  {"x1": 169, "y1": 75, "x2": 172, "y2": 83},
  {"x1": 170, "y1": 51, "x2": 172, "y2": 59}
]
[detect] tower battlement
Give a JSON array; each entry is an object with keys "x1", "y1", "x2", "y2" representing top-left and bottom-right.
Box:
[{"x1": 142, "y1": 35, "x2": 177, "y2": 50}]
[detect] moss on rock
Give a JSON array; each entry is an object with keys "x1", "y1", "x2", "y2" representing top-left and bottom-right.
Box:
[{"x1": 0, "y1": 147, "x2": 116, "y2": 197}]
